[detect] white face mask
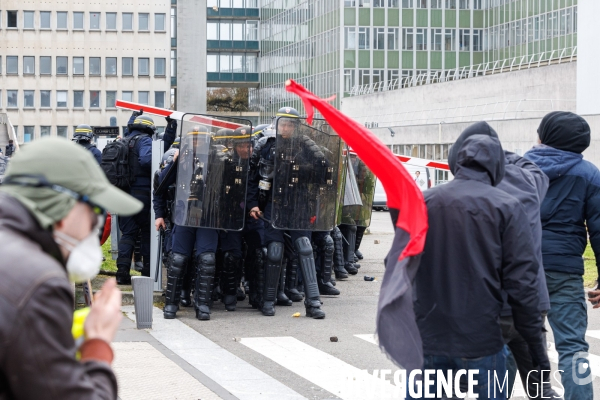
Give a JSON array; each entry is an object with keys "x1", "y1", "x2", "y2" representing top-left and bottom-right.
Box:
[{"x1": 54, "y1": 230, "x2": 103, "y2": 283}]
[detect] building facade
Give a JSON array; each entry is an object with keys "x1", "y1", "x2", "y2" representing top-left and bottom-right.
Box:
[{"x1": 0, "y1": 0, "x2": 171, "y2": 143}]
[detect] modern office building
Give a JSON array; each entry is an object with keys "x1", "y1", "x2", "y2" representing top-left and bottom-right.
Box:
[{"x1": 0, "y1": 0, "x2": 171, "y2": 143}]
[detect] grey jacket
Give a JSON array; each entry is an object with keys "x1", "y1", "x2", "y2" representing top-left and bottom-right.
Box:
[{"x1": 0, "y1": 193, "x2": 117, "y2": 400}]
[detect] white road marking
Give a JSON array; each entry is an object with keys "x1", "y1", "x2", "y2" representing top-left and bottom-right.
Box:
[
  {"x1": 241, "y1": 336, "x2": 400, "y2": 400},
  {"x1": 354, "y1": 334, "x2": 378, "y2": 345}
]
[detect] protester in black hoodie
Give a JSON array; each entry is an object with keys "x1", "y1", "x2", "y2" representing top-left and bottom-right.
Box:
[{"x1": 410, "y1": 127, "x2": 549, "y2": 398}]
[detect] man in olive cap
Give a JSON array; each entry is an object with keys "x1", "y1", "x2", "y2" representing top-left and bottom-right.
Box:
[{"x1": 0, "y1": 137, "x2": 142, "y2": 399}]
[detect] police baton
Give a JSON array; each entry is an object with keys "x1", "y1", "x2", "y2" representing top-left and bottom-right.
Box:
[
  {"x1": 253, "y1": 212, "x2": 291, "y2": 239},
  {"x1": 155, "y1": 227, "x2": 164, "y2": 283}
]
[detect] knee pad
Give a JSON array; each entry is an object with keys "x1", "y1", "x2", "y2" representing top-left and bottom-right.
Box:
[
  {"x1": 331, "y1": 227, "x2": 342, "y2": 241},
  {"x1": 321, "y1": 235, "x2": 334, "y2": 253},
  {"x1": 294, "y1": 237, "x2": 313, "y2": 257},
  {"x1": 197, "y1": 252, "x2": 216, "y2": 274},
  {"x1": 169, "y1": 253, "x2": 188, "y2": 277},
  {"x1": 267, "y1": 242, "x2": 284, "y2": 263},
  {"x1": 348, "y1": 224, "x2": 357, "y2": 234}
]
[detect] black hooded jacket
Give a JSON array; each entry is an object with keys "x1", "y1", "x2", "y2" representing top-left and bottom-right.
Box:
[{"x1": 415, "y1": 133, "x2": 549, "y2": 369}]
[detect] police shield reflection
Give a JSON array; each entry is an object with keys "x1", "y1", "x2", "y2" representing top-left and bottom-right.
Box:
[{"x1": 340, "y1": 152, "x2": 376, "y2": 227}]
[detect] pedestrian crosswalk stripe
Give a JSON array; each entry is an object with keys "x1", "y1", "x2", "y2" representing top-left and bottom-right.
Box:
[
  {"x1": 240, "y1": 337, "x2": 399, "y2": 400},
  {"x1": 354, "y1": 334, "x2": 377, "y2": 345},
  {"x1": 586, "y1": 330, "x2": 600, "y2": 340},
  {"x1": 547, "y1": 341, "x2": 600, "y2": 378}
]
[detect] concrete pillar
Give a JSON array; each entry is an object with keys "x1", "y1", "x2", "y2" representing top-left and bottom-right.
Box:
[
  {"x1": 576, "y1": 0, "x2": 600, "y2": 115},
  {"x1": 177, "y1": 1, "x2": 207, "y2": 113}
]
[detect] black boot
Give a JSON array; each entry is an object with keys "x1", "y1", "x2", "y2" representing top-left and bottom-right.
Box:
[
  {"x1": 163, "y1": 253, "x2": 188, "y2": 319},
  {"x1": 277, "y1": 259, "x2": 293, "y2": 306},
  {"x1": 295, "y1": 237, "x2": 325, "y2": 319},
  {"x1": 221, "y1": 252, "x2": 241, "y2": 312},
  {"x1": 194, "y1": 252, "x2": 216, "y2": 321},
  {"x1": 249, "y1": 248, "x2": 265, "y2": 309},
  {"x1": 355, "y1": 226, "x2": 365, "y2": 260},
  {"x1": 262, "y1": 242, "x2": 283, "y2": 316},
  {"x1": 331, "y1": 227, "x2": 348, "y2": 280},
  {"x1": 180, "y1": 264, "x2": 194, "y2": 307},
  {"x1": 116, "y1": 261, "x2": 132, "y2": 285},
  {"x1": 317, "y1": 234, "x2": 340, "y2": 296},
  {"x1": 341, "y1": 224, "x2": 359, "y2": 274},
  {"x1": 285, "y1": 256, "x2": 304, "y2": 302}
]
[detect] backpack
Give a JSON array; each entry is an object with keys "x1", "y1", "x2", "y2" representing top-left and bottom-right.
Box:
[{"x1": 100, "y1": 134, "x2": 143, "y2": 192}]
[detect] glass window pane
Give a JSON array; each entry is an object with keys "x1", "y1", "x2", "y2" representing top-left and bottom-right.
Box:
[
  {"x1": 233, "y1": 22, "x2": 244, "y2": 40},
  {"x1": 106, "y1": 91, "x2": 116, "y2": 108},
  {"x1": 41, "y1": 11, "x2": 51, "y2": 29},
  {"x1": 24, "y1": 90, "x2": 34, "y2": 108},
  {"x1": 90, "y1": 12, "x2": 100, "y2": 29},
  {"x1": 7, "y1": 90, "x2": 18, "y2": 108},
  {"x1": 24, "y1": 11, "x2": 34, "y2": 29},
  {"x1": 40, "y1": 56, "x2": 51, "y2": 74},
  {"x1": 90, "y1": 91, "x2": 100, "y2": 108},
  {"x1": 106, "y1": 12, "x2": 116, "y2": 29},
  {"x1": 7, "y1": 11, "x2": 18, "y2": 28},
  {"x1": 73, "y1": 12, "x2": 83, "y2": 29},
  {"x1": 57, "y1": 126, "x2": 68, "y2": 138},
  {"x1": 208, "y1": 22, "x2": 219, "y2": 40},
  {"x1": 23, "y1": 57, "x2": 35, "y2": 75},
  {"x1": 138, "y1": 58, "x2": 149, "y2": 75},
  {"x1": 57, "y1": 57, "x2": 68, "y2": 74},
  {"x1": 40, "y1": 126, "x2": 51, "y2": 137},
  {"x1": 155, "y1": 92, "x2": 165, "y2": 108},
  {"x1": 154, "y1": 58, "x2": 166, "y2": 76},
  {"x1": 171, "y1": 50, "x2": 177, "y2": 77},
  {"x1": 220, "y1": 54, "x2": 231, "y2": 72},
  {"x1": 138, "y1": 91, "x2": 149, "y2": 105},
  {"x1": 207, "y1": 54, "x2": 218, "y2": 72},
  {"x1": 57, "y1": 12, "x2": 67, "y2": 29},
  {"x1": 106, "y1": 58, "x2": 117, "y2": 75},
  {"x1": 122, "y1": 91, "x2": 133, "y2": 102},
  {"x1": 24, "y1": 127, "x2": 34, "y2": 142},
  {"x1": 57, "y1": 91, "x2": 67, "y2": 107},
  {"x1": 220, "y1": 22, "x2": 231, "y2": 40},
  {"x1": 90, "y1": 57, "x2": 101, "y2": 75},
  {"x1": 139, "y1": 13, "x2": 149, "y2": 30},
  {"x1": 74, "y1": 91, "x2": 84, "y2": 107},
  {"x1": 123, "y1": 57, "x2": 133, "y2": 75},
  {"x1": 123, "y1": 13, "x2": 133, "y2": 30},
  {"x1": 232, "y1": 54, "x2": 244, "y2": 72},
  {"x1": 7, "y1": 56, "x2": 18, "y2": 74},
  {"x1": 155, "y1": 13, "x2": 165, "y2": 31},
  {"x1": 73, "y1": 57, "x2": 84, "y2": 75},
  {"x1": 41, "y1": 90, "x2": 51, "y2": 107}
]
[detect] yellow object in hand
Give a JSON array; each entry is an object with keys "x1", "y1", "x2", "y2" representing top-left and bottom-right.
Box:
[{"x1": 72, "y1": 307, "x2": 91, "y2": 359}]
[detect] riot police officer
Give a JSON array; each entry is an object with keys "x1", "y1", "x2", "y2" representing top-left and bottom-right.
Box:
[
  {"x1": 248, "y1": 107, "x2": 328, "y2": 319},
  {"x1": 73, "y1": 124, "x2": 101, "y2": 164}
]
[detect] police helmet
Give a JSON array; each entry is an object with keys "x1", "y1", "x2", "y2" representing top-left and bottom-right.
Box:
[
  {"x1": 276, "y1": 107, "x2": 300, "y2": 118},
  {"x1": 129, "y1": 115, "x2": 157, "y2": 136},
  {"x1": 170, "y1": 138, "x2": 180, "y2": 149},
  {"x1": 73, "y1": 124, "x2": 94, "y2": 142},
  {"x1": 233, "y1": 126, "x2": 251, "y2": 144},
  {"x1": 252, "y1": 124, "x2": 270, "y2": 137},
  {"x1": 161, "y1": 147, "x2": 178, "y2": 167}
]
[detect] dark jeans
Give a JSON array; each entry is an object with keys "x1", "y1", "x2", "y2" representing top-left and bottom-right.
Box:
[
  {"x1": 118, "y1": 193, "x2": 151, "y2": 275},
  {"x1": 407, "y1": 348, "x2": 508, "y2": 400},
  {"x1": 546, "y1": 271, "x2": 593, "y2": 400}
]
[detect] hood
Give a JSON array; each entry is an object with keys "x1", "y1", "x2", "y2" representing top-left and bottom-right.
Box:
[
  {"x1": 524, "y1": 145, "x2": 583, "y2": 181},
  {"x1": 453, "y1": 134, "x2": 505, "y2": 186},
  {"x1": 448, "y1": 121, "x2": 499, "y2": 174},
  {"x1": 537, "y1": 111, "x2": 590, "y2": 154}
]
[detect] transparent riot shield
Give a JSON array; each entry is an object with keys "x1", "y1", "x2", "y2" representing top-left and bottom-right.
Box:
[
  {"x1": 271, "y1": 117, "x2": 342, "y2": 231},
  {"x1": 174, "y1": 113, "x2": 252, "y2": 230},
  {"x1": 339, "y1": 153, "x2": 376, "y2": 227}
]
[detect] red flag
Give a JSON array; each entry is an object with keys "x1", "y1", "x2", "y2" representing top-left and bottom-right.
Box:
[{"x1": 285, "y1": 80, "x2": 428, "y2": 259}]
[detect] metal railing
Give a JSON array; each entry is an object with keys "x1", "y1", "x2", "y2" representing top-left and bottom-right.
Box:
[
  {"x1": 361, "y1": 99, "x2": 576, "y2": 127},
  {"x1": 349, "y1": 47, "x2": 577, "y2": 97}
]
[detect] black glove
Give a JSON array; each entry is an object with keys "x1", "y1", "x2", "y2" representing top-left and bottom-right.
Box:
[
  {"x1": 133, "y1": 109, "x2": 144, "y2": 118},
  {"x1": 166, "y1": 116, "x2": 177, "y2": 130}
]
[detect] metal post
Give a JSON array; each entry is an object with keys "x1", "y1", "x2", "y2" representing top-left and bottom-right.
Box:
[{"x1": 150, "y1": 140, "x2": 164, "y2": 292}]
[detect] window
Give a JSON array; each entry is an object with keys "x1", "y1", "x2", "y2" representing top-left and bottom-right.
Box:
[
  {"x1": 57, "y1": 91, "x2": 67, "y2": 107},
  {"x1": 90, "y1": 91, "x2": 100, "y2": 108},
  {"x1": 41, "y1": 11, "x2": 51, "y2": 29},
  {"x1": 74, "y1": 91, "x2": 84, "y2": 107},
  {"x1": 358, "y1": 69, "x2": 371, "y2": 86},
  {"x1": 432, "y1": 29, "x2": 442, "y2": 51},
  {"x1": 444, "y1": 29, "x2": 455, "y2": 51},
  {"x1": 40, "y1": 90, "x2": 51, "y2": 107},
  {"x1": 220, "y1": 21, "x2": 231, "y2": 40},
  {"x1": 106, "y1": 12, "x2": 116, "y2": 30},
  {"x1": 219, "y1": 54, "x2": 231, "y2": 72},
  {"x1": 138, "y1": 91, "x2": 149, "y2": 105},
  {"x1": 388, "y1": 0, "x2": 399, "y2": 6},
  {"x1": 402, "y1": 0, "x2": 412, "y2": 6},
  {"x1": 122, "y1": 57, "x2": 133, "y2": 75},
  {"x1": 344, "y1": 69, "x2": 355, "y2": 92},
  {"x1": 23, "y1": 57, "x2": 35, "y2": 75},
  {"x1": 106, "y1": 91, "x2": 116, "y2": 108},
  {"x1": 139, "y1": 13, "x2": 149, "y2": 31},
  {"x1": 73, "y1": 12, "x2": 83, "y2": 30},
  {"x1": 344, "y1": 27, "x2": 356, "y2": 49},
  {"x1": 403, "y1": 28, "x2": 414, "y2": 50},
  {"x1": 24, "y1": 11, "x2": 34, "y2": 29},
  {"x1": 445, "y1": 0, "x2": 456, "y2": 9},
  {"x1": 155, "y1": 13, "x2": 165, "y2": 31},
  {"x1": 416, "y1": 28, "x2": 427, "y2": 50},
  {"x1": 155, "y1": 92, "x2": 165, "y2": 108},
  {"x1": 123, "y1": 13, "x2": 133, "y2": 30},
  {"x1": 374, "y1": 28, "x2": 385, "y2": 50},
  {"x1": 57, "y1": 12, "x2": 67, "y2": 29},
  {"x1": 138, "y1": 58, "x2": 149, "y2": 76},
  {"x1": 388, "y1": 69, "x2": 399, "y2": 83},
  {"x1": 73, "y1": 57, "x2": 84, "y2": 75},
  {"x1": 246, "y1": 20, "x2": 258, "y2": 40},
  {"x1": 24, "y1": 91, "x2": 34, "y2": 108},
  {"x1": 7, "y1": 56, "x2": 18, "y2": 74},
  {"x1": 387, "y1": 28, "x2": 399, "y2": 50},
  {"x1": 154, "y1": 58, "x2": 166, "y2": 76},
  {"x1": 122, "y1": 91, "x2": 133, "y2": 102},
  {"x1": 106, "y1": 58, "x2": 117, "y2": 75},
  {"x1": 57, "y1": 126, "x2": 68, "y2": 138},
  {"x1": 89, "y1": 57, "x2": 101, "y2": 75},
  {"x1": 358, "y1": 27, "x2": 370, "y2": 49},
  {"x1": 24, "y1": 127, "x2": 34, "y2": 142},
  {"x1": 57, "y1": 57, "x2": 68, "y2": 74},
  {"x1": 40, "y1": 126, "x2": 51, "y2": 137},
  {"x1": 431, "y1": 0, "x2": 442, "y2": 8},
  {"x1": 373, "y1": 0, "x2": 385, "y2": 7},
  {"x1": 459, "y1": 0, "x2": 469, "y2": 9},
  {"x1": 171, "y1": 7, "x2": 177, "y2": 39},
  {"x1": 417, "y1": 0, "x2": 427, "y2": 8},
  {"x1": 472, "y1": 29, "x2": 483, "y2": 51},
  {"x1": 459, "y1": 29, "x2": 470, "y2": 51},
  {"x1": 7, "y1": 90, "x2": 18, "y2": 108},
  {"x1": 232, "y1": 21, "x2": 244, "y2": 40},
  {"x1": 7, "y1": 11, "x2": 18, "y2": 28},
  {"x1": 90, "y1": 12, "x2": 100, "y2": 30},
  {"x1": 345, "y1": 0, "x2": 356, "y2": 4},
  {"x1": 207, "y1": 22, "x2": 219, "y2": 40},
  {"x1": 171, "y1": 50, "x2": 177, "y2": 77},
  {"x1": 473, "y1": 0, "x2": 482, "y2": 9}
]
